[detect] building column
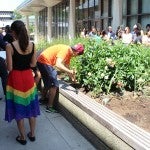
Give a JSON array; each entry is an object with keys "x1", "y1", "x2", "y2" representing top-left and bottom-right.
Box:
[
  {"x1": 112, "y1": 0, "x2": 123, "y2": 31},
  {"x1": 34, "y1": 12, "x2": 39, "y2": 44},
  {"x1": 25, "y1": 15, "x2": 29, "y2": 33},
  {"x1": 69, "y1": 0, "x2": 75, "y2": 39},
  {"x1": 47, "y1": 7, "x2": 52, "y2": 42}
]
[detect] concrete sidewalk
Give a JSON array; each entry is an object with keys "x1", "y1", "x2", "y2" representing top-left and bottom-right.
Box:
[{"x1": 0, "y1": 81, "x2": 96, "y2": 150}]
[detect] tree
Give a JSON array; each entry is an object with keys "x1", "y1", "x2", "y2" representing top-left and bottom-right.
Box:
[{"x1": 13, "y1": 10, "x2": 22, "y2": 20}]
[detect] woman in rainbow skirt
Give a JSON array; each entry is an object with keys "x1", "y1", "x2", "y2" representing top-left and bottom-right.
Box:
[{"x1": 5, "y1": 20, "x2": 40, "y2": 145}]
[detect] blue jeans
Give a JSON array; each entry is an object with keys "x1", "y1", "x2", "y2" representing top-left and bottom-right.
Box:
[{"x1": 37, "y1": 62, "x2": 59, "y2": 88}]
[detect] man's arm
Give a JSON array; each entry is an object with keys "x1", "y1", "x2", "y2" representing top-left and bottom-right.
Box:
[{"x1": 55, "y1": 57, "x2": 75, "y2": 81}]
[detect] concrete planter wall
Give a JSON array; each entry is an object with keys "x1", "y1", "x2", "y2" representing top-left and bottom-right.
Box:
[{"x1": 57, "y1": 80, "x2": 150, "y2": 150}]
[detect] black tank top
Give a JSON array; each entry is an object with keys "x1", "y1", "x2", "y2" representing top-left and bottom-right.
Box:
[{"x1": 11, "y1": 43, "x2": 34, "y2": 70}]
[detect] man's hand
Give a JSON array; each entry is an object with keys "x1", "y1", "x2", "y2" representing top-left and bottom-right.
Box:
[
  {"x1": 55, "y1": 58, "x2": 77, "y2": 82},
  {"x1": 68, "y1": 69, "x2": 76, "y2": 82}
]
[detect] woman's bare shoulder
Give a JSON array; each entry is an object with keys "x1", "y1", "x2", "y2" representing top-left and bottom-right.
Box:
[{"x1": 6, "y1": 43, "x2": 13, "y2": 50}]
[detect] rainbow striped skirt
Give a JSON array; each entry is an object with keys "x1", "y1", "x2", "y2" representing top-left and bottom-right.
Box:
[{"x1": 5, "y1": 69, "x2": 40, "y2": 122}]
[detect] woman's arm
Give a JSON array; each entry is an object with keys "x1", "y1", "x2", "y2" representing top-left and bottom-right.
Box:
[
  {"x1": 30, "y1": 43, "x2": 37, "y2": 68},
  {"x1": 6, "y1": 44, "x2": 13, "y2": 71}
]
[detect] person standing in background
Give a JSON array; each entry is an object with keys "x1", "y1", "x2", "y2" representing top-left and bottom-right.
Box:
[
  {"x1": 0, "y1": 29, "x2": 7, "y2": 51},
  {"x1": 146, "y1": 24, "x2": 150, "y2": 32},
  {"x1": 0, "y1": 56, "x2": 8, "y2": 97},
  {"x1": 0, "y1": 28, "x2": 8, "y2": 99},
  {"x1": 122, "y1": 27, "x2": 132, "y2": 45},
  {"x1": 107, "y1": 26, "x2": 116, "y2": 40},
  {"x1": 3, "y1": 25, "x2": 14, "y2": 43},
  {"x1": 5, "y1": 20, "x2": 40, "y2": 145}
]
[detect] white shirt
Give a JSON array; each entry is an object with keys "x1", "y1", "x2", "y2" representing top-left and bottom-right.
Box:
[{"x1": 122, "y1": 33, "x2": 132, "y2": 44}]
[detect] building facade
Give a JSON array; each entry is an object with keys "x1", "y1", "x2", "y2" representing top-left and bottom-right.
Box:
[
  {"x1": 0, "y1": 11, "x2": 14, "y2": 27},
  {"x1": 17, "y1": 0, "x2": 150, "y2": 43}
]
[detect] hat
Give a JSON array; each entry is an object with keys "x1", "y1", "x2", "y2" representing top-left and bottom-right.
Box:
[{"x1": 71, "y1": 43, "x2": 84, "y2": 55}]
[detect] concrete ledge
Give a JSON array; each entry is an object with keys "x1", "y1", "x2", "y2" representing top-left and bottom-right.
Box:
[
  {"x1": 58, "y1": 80, "x2": 150, "y2": 150},
  {"x1": 58, "y1": 102, "x2": 110, "y2": 150}
]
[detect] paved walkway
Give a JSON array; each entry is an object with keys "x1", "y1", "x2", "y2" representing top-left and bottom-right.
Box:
[{"x1": 0, "y1": 80, "x2": 96, "y2": 150}]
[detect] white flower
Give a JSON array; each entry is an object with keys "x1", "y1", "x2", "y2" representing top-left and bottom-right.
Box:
[
  {"x1": 137, "y1": 78, "x2": 144, "y2": 83},
  {"x1": 101, "y1": 73, "x2": 105, "y2": 77},
  {"x1": 144, "y1": 72, "x2": 148, "y2": 76},
  {"x1": 104, "y1": 75, "x2": 109, "y2": 80},
  {"x1": 105, "y1": 66, "x2": 108, "y2": 70},
  {"x1": 109, "y1": 61, "x2": 116, "y2": 68},
  {"x1": 106, "y1": 58, "x2": 112, "y2": 64},
  {"x1": 88, "y1": 72, "x2": 92, "y2": 76}
]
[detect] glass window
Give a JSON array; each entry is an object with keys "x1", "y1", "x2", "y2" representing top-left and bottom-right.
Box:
[
  {"x1": 75, "y1": 0, "x2": 113, "y2": 34},
  {"x1": 130, "y1": 0, "x2": 138, "y2": 15},
  {"x1": 76, "y1": 0, "x2": 83, "y2": 20},
  {"x1": 52, "y1": 0, "x2": 69, "y2": 38},
  {"x1": 142, "y1": 0, "x2": 149, "y2": 13},
  {"x1": 141, "y1": 16, "x2": 150, "y2": 30},
  {"x1": 39, "y1": 8, "x2": 47, "y2": 40},
  {"x1": 102, "y1": 0, "x2": 109, "y2": 17},
  {"x1": 83, "y1": 0, "x2": 89, "y2": 19},
  {"x1": 52, "y1": 7, "x2": 57, "y2": 37},
  {"x1": 94, "y1": 0, "x2": 100, "y2": 19},
  {"x1": 122, "y1": 0, "x2": 127, "y2": 16},
  {"x1": 122, "y1": 0, "x2": 150, "y2": 30},
  {"x1": 89, "y1": 0, "x2": 94, "y2": 19}
]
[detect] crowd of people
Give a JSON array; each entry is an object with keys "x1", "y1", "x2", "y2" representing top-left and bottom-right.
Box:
[
  {"x1": 80, "y1": 23, "x2": 150, "y2": 46},
  {"x1": 0, "y1": 20, "x2": 84, "y2": 145}
]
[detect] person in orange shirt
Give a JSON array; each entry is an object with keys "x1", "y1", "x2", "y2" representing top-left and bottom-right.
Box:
[{"x1": 37, "y1": 43, "x2": 84, "y2": 113}]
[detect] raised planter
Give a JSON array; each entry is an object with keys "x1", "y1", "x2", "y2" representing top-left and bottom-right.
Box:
[{"x1": 58, "y1": 80, "x2": 150, "y2": 150}]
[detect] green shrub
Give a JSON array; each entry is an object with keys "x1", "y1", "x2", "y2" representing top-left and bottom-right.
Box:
[{"x1": 71, "y1": 40, "x2": 150, "y2": 94}]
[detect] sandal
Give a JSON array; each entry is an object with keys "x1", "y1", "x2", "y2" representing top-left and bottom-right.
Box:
[
  {"x1": 16, "y1": 136, "x2": 27, "y2": 145},
  {"x1": 27, "y1": 132, "x2": 35, "y2": 141}
]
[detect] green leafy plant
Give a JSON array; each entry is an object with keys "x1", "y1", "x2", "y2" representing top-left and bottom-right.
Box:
[{"x1": 71, "y1": 40, "x2": 150, "y2": 95}]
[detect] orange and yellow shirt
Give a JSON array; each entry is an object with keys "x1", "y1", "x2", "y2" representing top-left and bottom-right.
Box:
[{"x1": 37, "y1": 44, "x2": 72, "y2": 66}]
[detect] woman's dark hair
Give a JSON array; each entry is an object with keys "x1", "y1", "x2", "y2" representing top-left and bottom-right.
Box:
[
  {"x1": 146, "y1": 24, "x2": 150, "y2": 28},
  {"x1": 11, "y1": 20, "x2": 29, "y2": 52},
  {"x1": 101, "y1": 30, "x2": 107, "y2": 36}
]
